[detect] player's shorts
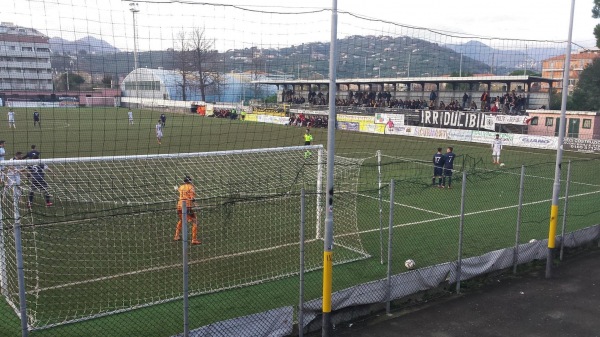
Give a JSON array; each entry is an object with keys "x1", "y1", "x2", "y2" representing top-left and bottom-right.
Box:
[
  {"x1": 492, "y1": 150, "x2": 501, "y2": 156},
  {"x1": 443, "y1": 168, "x2": 453, "y2": 177},
  {"x1": 433, "y1": 167, "x2": 443, "y2": 177},
  {"x1": 156, "y1": 131, "x2": 163, "y2": 138},
  {"x1": 304, "y1": 141, "x2": 311, "y2": 145},
  {"x1": 31, "y1": 181, "x2": 49, "y2": 192},
  {"x1": 177, "y1": 207, "x2": 196, "y2": 217}
]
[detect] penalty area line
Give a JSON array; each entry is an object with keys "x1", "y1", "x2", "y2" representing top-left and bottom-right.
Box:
[
  {"x1": 343, "y1": 189, "x2": 600, "y2": 238},
  {"x1": 357, "y1": 192, "x2": 451, "y2": 217}
]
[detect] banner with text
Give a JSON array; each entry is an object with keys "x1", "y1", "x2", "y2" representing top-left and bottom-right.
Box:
[
  {"x1": 375, "y1": 113, "x2": 405, "y2": 126},
  {"x1": 493, "y1": 115, "x2": 531, "y2": 125},
  {"x1": 413, "y1": 127, "x2": 448, "y2": 140},
  {"x1": 472, "y1": 131, "x2": 514, "y2": 144},
  {"x1": 420, "y1": 111, "x2": 495, "y2": 130},
  {"x1": 512, "y1": 134, "x2": 558, "y2": 150},
  {"x1": 385, "y1": 126, "x2": 415, "y2": 136},
  {"x1": 563, "y1": 137, "x2": 600, "y2": 153},
  {"x1": 447, "y1": 129, "x2": 473, "y2": 142}
]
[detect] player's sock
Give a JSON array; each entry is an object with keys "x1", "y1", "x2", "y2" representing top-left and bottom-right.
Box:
[
  {"x1": 174, "y1": 221, "x2": 182, "y2": 239},
  {"x1": 442, "y1": 177, "x2": 446, "y2": 187},
  {"x1": 44, "y1": 193, "x2": 51, "y2": 204},
  {"x1": 438, "y1": 178, "x2": 443, "y2": 186},
  {"x1": 432, "y1": 177, "x2": 435, "y2": 185},
  {"x1": 191, "y1": 224, "x2": 200, "y2": 244},
  {"x1": 448, "y1": 177, "x2": 452, "y2": 187},
  {"x1": 28, "y1": 192, "x2": 34, "y2": 204}
]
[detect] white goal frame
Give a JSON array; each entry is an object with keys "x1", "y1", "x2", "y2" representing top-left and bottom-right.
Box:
[{"x1": 0, "y1": 145, "x2": 360, "y2": 331}]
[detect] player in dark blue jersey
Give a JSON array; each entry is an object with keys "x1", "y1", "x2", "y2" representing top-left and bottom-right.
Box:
[
  {"x1": 442, "y1": 147, "x2": 456, "y2": 188},
  {"x1": 160, "y1": 113, "x2": 166, "y2": 127},
  {"x1": 432, "y1": 147, "x2": 445, "y2": 188},
  {"x1": 26, "y1": 154, "x2": 52, "y2": 207},
  {"x1": 33, "y1": 110, "x2": 41, "y2": 128}
]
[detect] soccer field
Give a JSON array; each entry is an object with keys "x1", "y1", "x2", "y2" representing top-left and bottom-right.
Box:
[{"x1": 1, "y1": 107, "x2": 599, "y2": 336}]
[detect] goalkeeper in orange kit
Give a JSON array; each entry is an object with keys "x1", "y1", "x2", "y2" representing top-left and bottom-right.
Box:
[{"x1": 173, "y1": 176, "x2": 200, "y2": 245}]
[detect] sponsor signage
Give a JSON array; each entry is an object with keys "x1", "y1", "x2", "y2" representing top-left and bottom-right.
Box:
[
  {"x1": 420, "y1": 110, "x2": 495, "y2": 130},
  {"x1": 563, "y1": 137, "x2": 600, "y2": 153},
  {"x1": 447, "y1": 129, "x2": 473, "y2": 142},
  {"x1": 386, "y1": 126, "x2": 414, "y2": 136},
  {"x1": 494, "y1": 115, "x2": 530, "y2": 125},
  {"x1": 338, "y1": 121, "x2": 360, "y2": 131},
  {"x1": 413, "y1": 127, "x2": 447, "y2": 140},
  {"x1": 338, "y1": 114, "x2": 375, "y2": 123},
  {"x1": 512, "y1": 135, "x2": 557, "y2": 150},
  {"x1": 375, "y1": 113, "x2": 405, "y2": 126},
  {"x1": 472, "y1": 131, "x2": 514, "y2": 144}
]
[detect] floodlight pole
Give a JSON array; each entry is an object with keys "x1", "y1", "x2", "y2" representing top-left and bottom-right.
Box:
[
  {"x1": 546, "y1": 0, "x2": 575, "y2": 279},
  {"x1": 322, "y1": 0, "x2": 338, "y2": 335},
  {"x1": 130, "y1": 2, "x2": 140, "y2": 70}
]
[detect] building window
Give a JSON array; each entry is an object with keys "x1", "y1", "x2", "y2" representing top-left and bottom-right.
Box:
[
  {"x1": 9, "y1": 46, "x2": 15, "y2": 50},
  {"x1": 22, "y1": 47, "x2": 33, "y2": 51},
  {"x1": 545, "y1": 117, "x2": 553, "y2": 126},
  {"x1": 583, "y1": 119, "x2": 592, "y2": 129},
  {"x1": 530, "y1": 117, "x2": 539, "y2": 125}
]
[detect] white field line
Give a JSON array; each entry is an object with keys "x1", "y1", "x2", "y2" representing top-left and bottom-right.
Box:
[
  {"x1": 357, "y1": 192, "x2": 450, "y2": 217},
  {"x1": 28, "y1": 237, "x2": 321, "y2": 294},
  {"x1": 349, "y1": 189, "x2": 600, "y2": 237},
  {"x1": 380, "y1": 154, "x2": 600, "y2": 188},
  {"x1": 24, "y1": 189, "x2": 600, "y2": 294}
]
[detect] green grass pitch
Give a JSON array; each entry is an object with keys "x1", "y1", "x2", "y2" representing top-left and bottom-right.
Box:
[{"x1": 0, "y1": 107, "x2": 599, "y2": 336}]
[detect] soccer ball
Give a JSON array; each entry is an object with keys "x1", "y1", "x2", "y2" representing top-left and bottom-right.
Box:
[
  {"x1": 404, "y1": 259, "x2": 415, "y2": 270},
  {"x1": 529, "y1": 239, "x2": 537, "y2": 243},
  {"x1": 499, "y1": 163, "x2": 506, "y2": 167}
]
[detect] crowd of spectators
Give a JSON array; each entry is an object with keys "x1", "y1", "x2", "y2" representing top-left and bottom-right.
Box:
[
  {"x1": 288, "y1": 113, "x2": 329, "y2": 128},
  {"x1": 213, "y1": 108, "x2": 238, "y2": 119},
  {"x1": 282, "y1": 88, "x2": 527, "y2": 115}
]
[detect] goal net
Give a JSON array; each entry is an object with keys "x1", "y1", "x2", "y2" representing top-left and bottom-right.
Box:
[
  {"x1": 0, "y1": 145, "x2": 368, "y2": 330},
  {"x1": 84, "y1": 96, "x2": 119, "y2": 107}
]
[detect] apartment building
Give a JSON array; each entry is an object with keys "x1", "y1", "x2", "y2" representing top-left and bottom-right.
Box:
[{"x1": 0, "y1": 22, "x2": 53, "y2": 92}]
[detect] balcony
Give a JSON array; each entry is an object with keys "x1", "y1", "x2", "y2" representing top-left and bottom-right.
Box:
[
  {"x1": 0, "y1": 61, "x2": 51, "y2": 69},
  {"x1": 0, "y1": 83, "x2": 53, "y2": 90}
]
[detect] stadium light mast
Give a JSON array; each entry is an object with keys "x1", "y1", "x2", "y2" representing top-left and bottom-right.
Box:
[
  {"x1": 129, "y1": 2, "x2": 140, "y2": 70},
  {"x1": 546, "y1": 0, "x2": 576, "y2": 278}
]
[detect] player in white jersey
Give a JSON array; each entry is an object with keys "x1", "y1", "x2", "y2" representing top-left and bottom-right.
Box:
[
  {"x1": 7, "y1": 110, "x2": 16, "y2": 128},
  {"x1": 155, "y1": 120, "x2": 163, "y2": 145},
  {"x1": 492, "y1": 134, "x2": 503, "y2": 164},
  {"x1": 0, "y1": 140, "x2": 5, "y2": 162},
  {"x1": 128, "y1": 110, "x2": 134, "y2": 125},
  {"x1": 5, "y1": 152, "x2": 25, "y2": 199}
]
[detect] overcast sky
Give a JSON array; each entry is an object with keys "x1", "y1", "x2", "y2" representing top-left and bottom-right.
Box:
[{"x1": 2, "y1": 0, "x2": 597, "y2": 51}]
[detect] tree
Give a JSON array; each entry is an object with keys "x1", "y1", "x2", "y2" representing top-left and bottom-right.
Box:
[
  {"x1": 508, "y1": 70, "x2": 541, "y2": 76},
  {"x1": 174, "y1": 31, "x2": 193, "y2": 101},
  {"x1": 593, "y1": 0, "x2": 600, "y2": 48},
  {"x1": 55, "y1": 72, "x2": 85, "y2": 91},
  {"x1": 189, "y1": 27, "x2": 221, "y2": 102},
  {"x1": 101, "y1": 75, "x2": 113, "y2": 88},
  {"x1": 569, "y1": 58, "x2": 600, "y2": 110}
]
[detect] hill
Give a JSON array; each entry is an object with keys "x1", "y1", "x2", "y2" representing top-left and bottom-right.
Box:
[{"x1": 48, "y1": 35, "x2": 556, "y2": 81}]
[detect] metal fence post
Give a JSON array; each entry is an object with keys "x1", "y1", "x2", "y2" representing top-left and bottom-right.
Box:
[
  {"x1": 182, "y1": 201, "x2": 189, "y2": 337},
  {"x1": 298, "y1": 189, "x2": 306, "y2": 337},
  {"x1": 377, "y1": 150, "x2": 384, "y2": 265},
  {"x1": 0, "y1": 189, "x2": 7, "y2": 297},
  {"x1": 456, "y1": 171, "x2": 467, "y2": 294},
  {"x1": 513, "y1": 165, "x2": 525, "y2": 274},
  {"x1": 559, "y1": 161, "x2": 572, "y2": 261},
  {"x1": 13, "y1": 185, "x2": 29, "y2": 337},
  {"x1": 386, "y1": 179, "x2": 394, "y2": 315}
]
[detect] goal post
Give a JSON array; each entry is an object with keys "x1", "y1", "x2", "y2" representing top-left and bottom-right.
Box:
[
  {"x1": 0, "y1": 145, "x2": 368, "y2": 330},
  {"x1": 84, "y1": 96, "x2": 119, "y2": 107}
]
